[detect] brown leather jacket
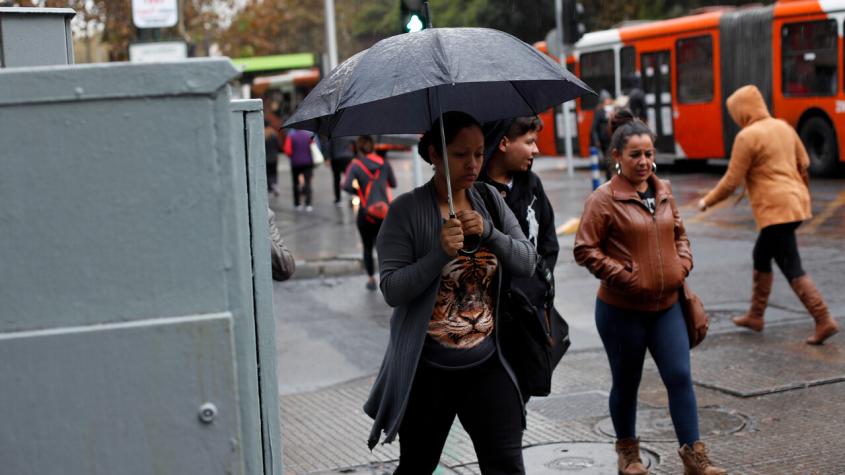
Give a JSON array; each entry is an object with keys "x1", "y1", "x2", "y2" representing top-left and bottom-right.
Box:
[{"x1": 574, "y1": 175, "x2": 693, "y2": 312}]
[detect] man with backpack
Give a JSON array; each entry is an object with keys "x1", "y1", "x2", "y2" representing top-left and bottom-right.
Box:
[
  {"x1": 343, "y1": 135, "x2": 397, "y2": 290},
  {"x1": 481, "y1": 116, "x2": 567, "y2": 398}
]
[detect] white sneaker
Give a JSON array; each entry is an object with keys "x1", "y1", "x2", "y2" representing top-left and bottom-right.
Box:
[
  {"x1": 295, "y1": 204, "x2": 305, "y2": 212},
  {"x1": 305, "y1": 205, "x2": 314, "y2": 212}
]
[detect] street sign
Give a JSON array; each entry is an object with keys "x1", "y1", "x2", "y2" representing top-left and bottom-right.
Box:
[
  {"x1": 129, "y1": 41, "x2": 187, "y2": 63},
  {"x1": 132, "y1": 0, "x2": 178, "y2": 29}
]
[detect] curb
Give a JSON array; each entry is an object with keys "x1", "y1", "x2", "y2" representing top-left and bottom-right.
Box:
[{"x1": 290, "y1": 258, "x2": 363, "y2": 280}]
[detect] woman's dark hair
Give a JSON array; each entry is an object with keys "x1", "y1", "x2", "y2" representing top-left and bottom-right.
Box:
[
  {"x1": 418, "y1": 111, "x2": 482, "y2": 163},
  {"x1": 505, "y1": 115, "x2": 543, "y2": 140},
  {"x1": 609, "y1": 108, "x2": 656, "y2": 153},
  {"x1": 356, "y1": 135, "x2": 374, "y2": 154}
]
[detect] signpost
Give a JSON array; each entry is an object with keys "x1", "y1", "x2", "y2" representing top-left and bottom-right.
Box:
[
  {"x1": 129, "y1": 41, "x2": 188, "y2": 63},
  {"x1": 132, "y1": 0, "x2": 178, "y2": 29}
]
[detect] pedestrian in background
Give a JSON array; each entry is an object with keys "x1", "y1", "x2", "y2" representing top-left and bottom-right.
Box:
[
  {"x1": 328, "y1": 136, "x2": 357, "y2": 206},
  {"x1": 591, "y1": 89, "x2": 615, "y2": 181},
  {"x1": 342, "y1": 135, "x2": 396, "y2": 291},
  {"x1": 698, "y1": 85, "x2": 839, "y2": 345},
  {"x1": 264, "y1": 120, "x2": 281, "y2": 194},
  {"x1": 574, "y1": 109, "x2": 726, "y2": 475},
  {"x1": 283, "y1": 128, "x2": 316, "y2": 212},
  {"x1": 364, "y1": 111, "x2": 537, "y2": 473}
]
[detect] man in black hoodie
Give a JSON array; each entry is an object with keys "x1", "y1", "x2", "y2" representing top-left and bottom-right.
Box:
[{"x1": 481, "y1": 116, "x2": 559, "y2": 316}]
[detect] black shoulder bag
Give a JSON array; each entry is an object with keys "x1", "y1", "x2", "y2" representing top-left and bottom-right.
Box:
[{"x1": 476, "y1": 183, "x2": 571, "y2": 397}]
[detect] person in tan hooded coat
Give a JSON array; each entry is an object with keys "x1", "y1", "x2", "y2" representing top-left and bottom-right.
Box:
[{"x1": 698, "y1": 85, "x2": 839, "y2": 345}]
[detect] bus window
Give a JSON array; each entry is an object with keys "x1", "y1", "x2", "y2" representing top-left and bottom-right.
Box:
[
  {"x1": 782, "y1": 20, "x2": 837, "y2": 96},
  {"x1": 580, "y1": 49, "x2": 615, "y2": 109},
  {"x1": 676, "y1": 35, "x2": 714, "y2": 103},
  {"x1": 621, "y1": 46, "x2": 639, "y2": 95}
]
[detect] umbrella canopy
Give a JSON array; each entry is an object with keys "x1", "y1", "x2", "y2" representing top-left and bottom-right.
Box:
[{"x1": 283, "y1": 27, "x2": 593, "y2": 137}]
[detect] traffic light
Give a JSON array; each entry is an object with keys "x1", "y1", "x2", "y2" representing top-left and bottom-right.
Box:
[
  {"x1": 562, "y1": 0, "x2": 588, "y2": 45},
  {"x1": 401, "y1": 0, "x2": 428, "y2": 33}
]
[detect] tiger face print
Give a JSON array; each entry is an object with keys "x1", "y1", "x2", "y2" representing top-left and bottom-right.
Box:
[{"x1": 428, "y1": 249, "x2": 498, "y2": 349}]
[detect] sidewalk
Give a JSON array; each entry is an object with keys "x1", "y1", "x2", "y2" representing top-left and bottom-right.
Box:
[
  {"x1": 281, "y1": 317, "x2": 845, "y2": 474},
  {"x1": 272, "y1": 153, "x2": 845, "y2": 473}
]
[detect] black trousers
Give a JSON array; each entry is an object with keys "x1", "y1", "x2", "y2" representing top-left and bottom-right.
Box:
[
  {"x1": 266, "y1": 162, "x2": 278, "y2": 192},
  {"x1": 753, "y1": 221, "x2": 805, "y2": 280},
  {"x1": 290, "y1": 165, "x2": 313, "y2": 206},
  {"x1": 356, "y1": 212, "x2": 382, "y2": 277},
  {"x1": 330, "y1": 158, "x2": 352, "y2": 203},
  {"x1": 395, "y1": 356, "x2": 525, "y2": 475}
]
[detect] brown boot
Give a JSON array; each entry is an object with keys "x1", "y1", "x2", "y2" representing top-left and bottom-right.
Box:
[
  {"x1": 790, "y1": 275, "x2": 840, "y2": 345},
  {"x1": 732, "y1": 270, "x2": 772, "y2": 332},
  {"x1": 615, "y1": 438, "x2": 648, "y2": 475},
  {"x1": 678, "y1": 441, "x2": 727, "y2": 475}
]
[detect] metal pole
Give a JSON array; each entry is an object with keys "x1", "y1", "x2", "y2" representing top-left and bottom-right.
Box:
[
  {"x1": 555, "y1": 0, "x2": 575, "y2": 177},
  {"x1": 324, "y1": 0, "x2": 339, "y2": 72},
  {"x1": 411, "y1": 1, "x2": 433, "y2": 189}
]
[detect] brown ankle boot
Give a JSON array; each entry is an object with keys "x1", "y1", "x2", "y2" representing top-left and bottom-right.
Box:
[
  {"x1": 732, "y1": 270, "x2": 772, "y2": 332},
  {"x1": 790, "y1": 275, "x2": 840, "y2": 345},
  {"x1": 615, "y1": 438, "x2": 648, "y2": 475},
  {"x1": 678, "y1": 441, "x2": 727, "y2": 475}
]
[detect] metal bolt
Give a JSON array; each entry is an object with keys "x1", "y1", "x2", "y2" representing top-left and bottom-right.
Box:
[{"x1": 198, "y1": 402, "x2": 217, "y2": 423}]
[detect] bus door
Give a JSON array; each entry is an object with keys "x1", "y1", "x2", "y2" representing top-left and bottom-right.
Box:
[{"x1": 641, "y1": 51, "x2": 675, "y2": 153}]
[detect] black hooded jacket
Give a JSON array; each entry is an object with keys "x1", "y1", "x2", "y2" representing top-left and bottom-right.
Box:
[{"x1": 480, "y1": 170, "x2": 558, "y2": 307}]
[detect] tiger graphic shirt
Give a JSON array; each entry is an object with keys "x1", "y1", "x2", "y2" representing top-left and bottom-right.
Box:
[{"x1": 422, "y1": 248, "x2": 499, "y2": 370}]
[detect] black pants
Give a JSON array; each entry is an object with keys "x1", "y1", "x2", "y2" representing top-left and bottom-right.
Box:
[
  {"x1": 396, "y1": 356, "x2": 525, "y2": 475},
  {"x1": 266, "y1": 162, "x2": 278, "y2": 192},
  {"x1": 290, "y1": 165, "x2": 313, "y2": 207},
  {"x1": 330, "y1": 158, "x2": 352, "y2": 203},
  {"x1": 357, "y1": 212, "x2": 382, "y2": 277},
  {"x1": 753, "y1": 221, "x2": 805, "y2": 280}
]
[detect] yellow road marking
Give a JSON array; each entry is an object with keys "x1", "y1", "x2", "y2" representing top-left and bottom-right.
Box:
[
  {"x1": 556, "y1": 217, "x2": 581, "y2": 235},
  {"x1": 686, "y1": 198, "x2": 732, "y2": 224},
  {"x1": 800, "y1": 189, "x2": 845, "y2": 234}
]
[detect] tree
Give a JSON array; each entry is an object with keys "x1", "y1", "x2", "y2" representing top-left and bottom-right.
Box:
[{"x1": 21, "y1": 0, "x2": 231, "y2": 61}]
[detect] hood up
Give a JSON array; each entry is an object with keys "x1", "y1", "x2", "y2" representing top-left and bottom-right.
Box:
[{"x1": 726, "y1": 85, "x2": 770, "y2": 128}]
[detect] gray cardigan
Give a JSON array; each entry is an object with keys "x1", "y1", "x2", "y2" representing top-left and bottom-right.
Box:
[{"x1": 364, "y1": 180, "x2": 538, "y2": 448}]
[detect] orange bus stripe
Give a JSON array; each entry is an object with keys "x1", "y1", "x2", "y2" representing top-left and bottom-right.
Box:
[
  {"x1": 774, "y1": 0, "x2": 824, "y2": 18},
  {"x1": 618, "y1": 11, "x2": 722, "y2": 42}
]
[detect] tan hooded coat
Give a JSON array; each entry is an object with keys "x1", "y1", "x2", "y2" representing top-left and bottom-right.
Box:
[{"x1": 702, "y1": 85, "x2": 812, "y2": 229}]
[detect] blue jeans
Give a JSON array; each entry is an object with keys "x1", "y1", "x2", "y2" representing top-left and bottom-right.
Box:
[{"x1": 595, "y1": 299, "x2": 700, "y2": 447}]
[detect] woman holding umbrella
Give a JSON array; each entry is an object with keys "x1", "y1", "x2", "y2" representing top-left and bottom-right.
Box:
[
  {"x1": 574, "y1": 110, "x2": 726, "y2": 475},
  {"x1": 364, "y1": 111, "x2": 537, "y2": 473}
]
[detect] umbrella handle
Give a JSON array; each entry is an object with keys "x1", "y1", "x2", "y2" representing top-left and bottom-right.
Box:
[{"x1": 459, "y1": 233, "x2": 482, "y2": 256}]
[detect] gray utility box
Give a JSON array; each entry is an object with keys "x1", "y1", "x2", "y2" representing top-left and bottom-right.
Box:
[
  {"x1": 0, "y1": 7, "x2": 75, "y2": 67},
  {"x1": 0, "y1": 59, "x2": 280, "y2": 474}
]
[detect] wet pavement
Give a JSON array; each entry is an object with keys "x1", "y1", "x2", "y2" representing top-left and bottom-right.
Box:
[{"x1": 270, "y1": 153, "x2": 845, "y2": 474}]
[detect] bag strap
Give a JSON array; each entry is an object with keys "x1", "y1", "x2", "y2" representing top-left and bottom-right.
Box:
[
  {"x1": 353, "y1": 157, "x2": 384, "y2": 208},
  {"x1": 475, "y1": 182, "x2": 555, "y2": 299}
]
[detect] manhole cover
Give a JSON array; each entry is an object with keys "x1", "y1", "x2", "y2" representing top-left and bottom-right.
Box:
[
  {"x1": 519, "y1": 442, "x2": 659, "y2": 473},
  {"x1": 527, "y1": 390, "x2": 610, "y2": 421},
  {"x1": 311, "y1": 462, "x2": 457, "y2": 475},
  {"x1": 595, "y1": 407, "x2": 746, "y2": 442}
]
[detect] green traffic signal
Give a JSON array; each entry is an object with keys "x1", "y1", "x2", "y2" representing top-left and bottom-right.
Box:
[{"x1": 405, "y1": 13, "x2": 424, "y2": 32}]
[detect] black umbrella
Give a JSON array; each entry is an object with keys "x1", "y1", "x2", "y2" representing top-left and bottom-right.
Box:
[{"x1": 284, "y1": 27, "x2": 593, "y2": 218}]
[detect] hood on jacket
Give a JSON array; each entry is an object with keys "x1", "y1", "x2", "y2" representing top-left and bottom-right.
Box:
[
  {"x1": 482, "y1": 118, "x2": 515, "y2": 165},
  {"x1": 726, "y1": 85, "x2": 770, "y2": 128}
]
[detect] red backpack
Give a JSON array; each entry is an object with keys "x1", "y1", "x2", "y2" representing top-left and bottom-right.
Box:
[{"x1": 353, "y1": 154, "x2": 392, "y2": 223}]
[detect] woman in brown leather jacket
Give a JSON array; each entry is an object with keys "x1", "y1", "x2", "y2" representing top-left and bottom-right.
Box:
[{"x1": 574, "y1": 110, "x2": 725, "y2": 475}]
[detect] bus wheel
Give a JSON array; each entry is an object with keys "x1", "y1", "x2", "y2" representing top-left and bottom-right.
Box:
[{"x1": 800, "y1": 117, "x2": 838, "y2": 176}]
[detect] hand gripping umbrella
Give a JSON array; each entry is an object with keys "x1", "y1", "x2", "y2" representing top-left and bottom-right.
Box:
[{"x1": 284, "y1": 26, "x2": 594, "y2": 250}]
